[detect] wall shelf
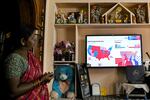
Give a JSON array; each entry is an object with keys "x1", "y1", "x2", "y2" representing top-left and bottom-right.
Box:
[{"x1": 45, "y1": 0, "x2": 150, "y2": 95}]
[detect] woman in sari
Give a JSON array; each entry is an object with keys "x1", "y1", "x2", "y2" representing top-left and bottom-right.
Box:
[{"x1": 3, "y1": 25, "x2": 53, "y2": 100}]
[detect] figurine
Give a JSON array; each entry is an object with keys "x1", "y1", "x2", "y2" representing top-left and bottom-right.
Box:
[
  {"x1": 64, "y1": 41, "x2": 70, "y2": 48},
  {"x1": 55, "y1": 11, "x2": 62, "y2": 24},
  {"x1": 54, "y1": 42, "x2": 63, "y2": 61},
  {"x1": 83, "y1": 10, "x2": 88, "y2": 23},
  {"x1": 108, "y1": 6, "x2": 123, "y2": 23},
  {"x1": 68, "y1": 12, "x2": 76, "y2": 24},
  {"x1": 123, "y1": 14, "x2": 129, "y2": 23},
  {"x1": 108, "y1": 14, "x2": 114, "y2": 23},
  {"x1": 54, "y1": 41, "x2": 75, "y2": 61},
  {"x1": 132, "y1": 16, "x2": 137, "y2": 23},
  {"x1": 55, "y1": 9, "x2": 68, "y2": 24},
  {"x1": 114, "y1": 7, "x2": 123, "y2": 21},
  {"x1": 91, "y1": 5, "x2": 102, "y2": 23},
  {"x1": 134, "y1": 5, "x2": 146, "y2": 23},
  {"x1": 61, "y1": 13, "x2": 67, "y2": 24},
  {"x1": 77, "y1": 10, "x2": 84, "y2": 24},
  {"x1": 102, "y1": 17, "x2": 105, "y2": 23}
]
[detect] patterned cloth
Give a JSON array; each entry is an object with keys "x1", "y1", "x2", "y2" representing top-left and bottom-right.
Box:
[
  {"x1": 5, "y1": 53, "x2": 28, "y2": 78},
  {"x1": 5, "y1": 51, "x2": 49, "y2": 100}
]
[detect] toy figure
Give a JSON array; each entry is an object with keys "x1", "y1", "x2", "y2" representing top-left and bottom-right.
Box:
[
  {"x1": 55, "y1": 9, "x2": 67, "y2": 24},
  {"x1": 115, "y1": 7, "x2": 122, "y2": 20},
  {"x1": 54, "y1": 41, "x2": 75, "y2": 61},
  {"x1": 55, "y1": 11, "x2": 62, "y2": 24},
  {"x1": 108, "y1": 14, "x2": 114, "y2": 23},
  {"x1": 63, "y1": 41, "x2": 72, "y2": 61},
  {"x1": 54, "y1": 42, "x2": 63, "y2": 61},
  {"x1": 83, "y1": 10, "x2": 88, "y2": 23},
  {"x1": 123, "y1": 14, "x2": 129, "y2": 23},
  {"x1": 108, "y1": 6, "x2": 123, "y2": 23},
  {"x1": 133, "y1": 16, "x2": 137, "y2": 23},
  {"x1": 77, "y1": 10, "x2": 84, "y2": 24},
  {"x1": 50, "y1": 65, "x2": 75, "y2": 99},
  {"x1": 91, "y1": 5, "x2": 102, "y2": 23},
  {"x1": 134, "y1": 5, "x2": 146, "y2": 23},
  {"x1": 68, "y1": 12, "x2": 76, "y2": 24},
  {"x1": 61, "y1": 13, "x2": 67, "y2": 24}
]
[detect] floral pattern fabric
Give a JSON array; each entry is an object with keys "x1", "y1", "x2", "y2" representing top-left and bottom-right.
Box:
[{"x1": 5, "y1": 53, "x2": 28, "y2": 78}]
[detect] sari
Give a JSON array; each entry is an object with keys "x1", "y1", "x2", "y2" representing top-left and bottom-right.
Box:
[{"x1": 17, "y1": 51, "x2": 49, "y2": 100}]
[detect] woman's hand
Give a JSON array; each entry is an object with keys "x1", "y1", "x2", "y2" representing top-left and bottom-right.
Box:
[{"x1": 40, "y1": 72, "x2": 54, "y2": 84}]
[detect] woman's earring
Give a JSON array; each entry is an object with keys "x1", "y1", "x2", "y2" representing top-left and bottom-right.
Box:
[
  {"x1": 22, "y1": 42, "x2": 25, "y2": 46},
  {"x1": 21, "y1": 38, "x2": 25, "y2": 46}
]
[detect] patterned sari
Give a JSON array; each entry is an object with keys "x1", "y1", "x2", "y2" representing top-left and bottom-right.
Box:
[{"x1": 17, "y1": 51, "x2": 49, "y2": 100}]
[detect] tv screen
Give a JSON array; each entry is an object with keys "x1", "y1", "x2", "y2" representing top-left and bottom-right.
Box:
[{"x1": 85, "y1": 34, "x2": 143, "y2": 67}]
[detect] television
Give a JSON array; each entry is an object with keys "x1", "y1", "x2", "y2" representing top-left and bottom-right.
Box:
[{"x1": 85, "y1": 34, "x2": 143, "y2": 68}]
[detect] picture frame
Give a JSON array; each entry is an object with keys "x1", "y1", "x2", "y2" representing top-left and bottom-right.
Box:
[{"x1": 76, "y1": 63, "x2": 91, "y2": 99}]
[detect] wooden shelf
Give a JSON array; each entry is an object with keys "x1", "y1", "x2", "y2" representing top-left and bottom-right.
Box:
[
  {"x1": 54, "y1": 24, "x2": 76, "y2": 28},
  {"x1": 78, "y1": 23, "x2": 150, "y2": 28},
  {"x1": 54, "y1": 61, "x2": 76, "y2": 64},
  {"x1": 55, "y1": 23, "x2": 150, "y2": 28}
]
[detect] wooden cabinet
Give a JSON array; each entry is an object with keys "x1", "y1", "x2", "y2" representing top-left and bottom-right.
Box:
[{"x1": 45, "y1": 0, "x2": 150, "y2": 95}]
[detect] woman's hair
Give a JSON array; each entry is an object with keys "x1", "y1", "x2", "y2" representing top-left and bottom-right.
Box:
[
  {"x1": 2, "y1": 25, "x2": 35, "y2": 58},
  {"x1": 13, "y1": 25, "x2": 35, "y2": 49}
]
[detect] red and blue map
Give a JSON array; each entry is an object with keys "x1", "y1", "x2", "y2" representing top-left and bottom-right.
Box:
[{"x1": 88, "y1": 45, "x2": 112, "y2": 60}]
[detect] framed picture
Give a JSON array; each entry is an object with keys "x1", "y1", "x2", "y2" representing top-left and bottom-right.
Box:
[{"x1": 76, "y1": 63, "x2": 91, "y2": 99}]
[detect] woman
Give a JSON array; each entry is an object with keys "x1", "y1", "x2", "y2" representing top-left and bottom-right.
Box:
[{"x1": 3, "y1": 25, "x2": 53, "y2": 100}]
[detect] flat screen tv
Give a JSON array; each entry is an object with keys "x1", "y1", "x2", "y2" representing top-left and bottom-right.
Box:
[{"x1": 85, "y1": 34, "x2": 143, "y2": 68}]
